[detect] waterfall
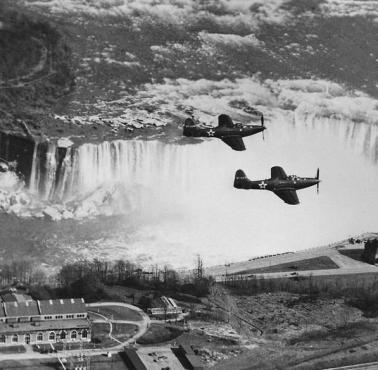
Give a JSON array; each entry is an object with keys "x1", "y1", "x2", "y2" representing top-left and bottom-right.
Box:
[
  {"x1": 1, "y1": 115, "x2": 378, "y2": 265},
  {"x1": 24, "y1": 116, "x2": 378, "y2": 207},
  {"x1": 28, "y1": 140, "x2": 196, "y2": 207}
]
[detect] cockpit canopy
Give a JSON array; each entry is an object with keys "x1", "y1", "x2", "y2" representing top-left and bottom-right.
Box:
[{"x1": 288, "y1": 175, "x2": 300, "y2": 181}]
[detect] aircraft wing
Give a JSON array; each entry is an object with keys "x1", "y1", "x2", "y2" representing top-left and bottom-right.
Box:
[
  {"x1": 271, "y1": 166, "x2": 287, "y2": 179},
  {"x1": 221, "y1": 135, "x2": 246, "y2": 151},
  {"x1": 273, "y1": 189, "x2": 299, "y2": 205}
]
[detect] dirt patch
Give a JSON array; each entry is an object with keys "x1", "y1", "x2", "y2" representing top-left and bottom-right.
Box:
[
  {"x1": 232, "y1": 292, "x2": 362, "y2": 337},
  {"x1": 207, "y1": 287, "x2": 378, "y2": 370}
]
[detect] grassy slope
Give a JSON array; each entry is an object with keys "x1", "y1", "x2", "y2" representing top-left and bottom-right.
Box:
[
  {"x1": 0, "y1": 2, "x2": 74, "y2": 136},
  {"x1": 232, "y1": 256, "x2": 339, "y2": 275}
]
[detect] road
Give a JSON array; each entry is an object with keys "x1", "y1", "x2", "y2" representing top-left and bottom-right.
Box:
[{"x1": 325, "y1": 362, "x2": 378, "y2": 370}]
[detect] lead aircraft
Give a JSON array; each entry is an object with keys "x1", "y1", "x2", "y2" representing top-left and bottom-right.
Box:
[
  {"x1": 183, "y1": 113, "x2": 265, "y2": 151},
  {"x1": 234, "y1": 166, "x2": 320, "y2": 205}
]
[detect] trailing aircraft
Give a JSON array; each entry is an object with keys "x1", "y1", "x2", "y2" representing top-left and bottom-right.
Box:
[
  {"x1": 234, "y1": 166, "x2": 320, "y2": 205},
  {"x1": 183, "y1": 113, "x2": 265, "y2": 151}
]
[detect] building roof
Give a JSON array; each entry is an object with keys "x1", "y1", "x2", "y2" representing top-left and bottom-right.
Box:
[
  {"x1": 0, "y1": 319, "x2": 90, "y2": 335},
  {"x1": 4, "y1": 301, "x2": 39, "y2": 318},
  {"x1": 0, "y1": 298, "x2": 87, "y2": 319},
  {"x1": 123, "y1": 349, "x2": 147, "y2": 370},
  {"x1": 1, "y1": 292, "x2": 33, "y2": 303},
  {"x1": 185, "y1": 354, "x2": 204, "y2": 370},
  {"x1": 0, "y1": 305, "x2": 5, "y2": 318},
  {"x1": 179, "y1": 344, "x2": 195, "y2": 355},
  {"x1": 38, "y1": 298, "x2": 86, "y2": 315}
]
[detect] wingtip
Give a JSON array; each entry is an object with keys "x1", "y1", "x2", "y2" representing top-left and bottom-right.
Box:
[{"x1": 286, "y1": 201, "x2": 300, "y2": 205}]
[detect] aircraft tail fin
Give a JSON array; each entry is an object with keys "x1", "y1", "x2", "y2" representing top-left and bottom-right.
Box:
[
  {"x1": 218, "y1": 114, "x2": 234, "y2": 128},
  {"x1": 183, "y1": 117, "x2": 197, "y2": 136},
  {"x1": 184, "y1": 118, "x2": 196, "y2": 127},
  {"x1": 234, "y1": 169, "x2": 249, "y2": 188}
]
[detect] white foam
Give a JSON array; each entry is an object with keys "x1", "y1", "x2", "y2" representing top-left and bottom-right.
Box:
[
  {"x1": 199, "y1": 32, "x2": 265, "y2": 50},
  {"x1": 321, "y1": 0, "x2": 378, "y2": 17},
  {"x1": 23, "y1": 0, "x2": 291, "y2": 31}
]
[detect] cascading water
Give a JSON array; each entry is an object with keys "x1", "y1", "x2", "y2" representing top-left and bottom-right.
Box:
[
  {"x1": 26, "y1": 115, "x2": 378, "y2": 206},
  {"x1": 1, "y1": 112, "x2": 378, "y2": 267},
  {"x1": 29, "y1": 140, "x2": 194, "y2": 207}
]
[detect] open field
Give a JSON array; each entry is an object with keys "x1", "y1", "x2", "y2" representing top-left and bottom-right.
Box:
[
  {"x1": 137, "y1": 323, "x2": 183, "y2": 345},
  {"x1": 208, "y1": 234, "x2": 378, "y2": 281},
  {"x1": 338, "y1": 248, "x2": 365, "y2": 263},
  {"x1": 232, "y1": 256, "x2": 339, "y2": 275},
  {"x1": 112, "y1": 322, "x2": 139, "y2": 342},
  {"x1": 89, "y1": 305, "x2": 143, "y2": 322}
]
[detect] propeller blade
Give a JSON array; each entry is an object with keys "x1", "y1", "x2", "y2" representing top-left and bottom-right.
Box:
[{"x1": 316, "y1": 168, "x2": 320, "y2": 194}]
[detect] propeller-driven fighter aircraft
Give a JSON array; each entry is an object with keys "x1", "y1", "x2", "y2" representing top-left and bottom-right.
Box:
[
  {"x1": 183, "y1": 114, "x2": 265, "y2": 151},
  {"x1": 234, "y1": 166, "x2": 320, "y2": 205}
]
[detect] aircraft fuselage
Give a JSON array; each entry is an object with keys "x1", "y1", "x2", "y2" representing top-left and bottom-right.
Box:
[
  {"x1": 183, "y1": 125, "x2": 265, "y2": 139},
  {"x1": 235, "y1": 176, "x2": 320, "y2": 191}
]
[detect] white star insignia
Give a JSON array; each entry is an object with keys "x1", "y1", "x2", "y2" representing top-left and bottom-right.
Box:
[
  {"x1": 259, "y1": 181, "x2": 267, "y2": 189},
  {"x1": 207, "y1": 129, "x2": 215, "y2": 137}
]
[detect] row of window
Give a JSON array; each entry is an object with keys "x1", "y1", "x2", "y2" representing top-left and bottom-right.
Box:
[
  {"x1": 44, "y1": 314, "x2": 86, "y2": 320},
  {"x1": 0, "y1": 313, "x2": 87, "y2": 323},
  {"x1": 0, "y1": 330, "x2": 88, "y2": 343}
]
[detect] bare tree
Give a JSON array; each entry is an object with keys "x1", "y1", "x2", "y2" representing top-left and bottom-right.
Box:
[{"x1": 195, "y1": 254, "x2": 204, "y2": 280}]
